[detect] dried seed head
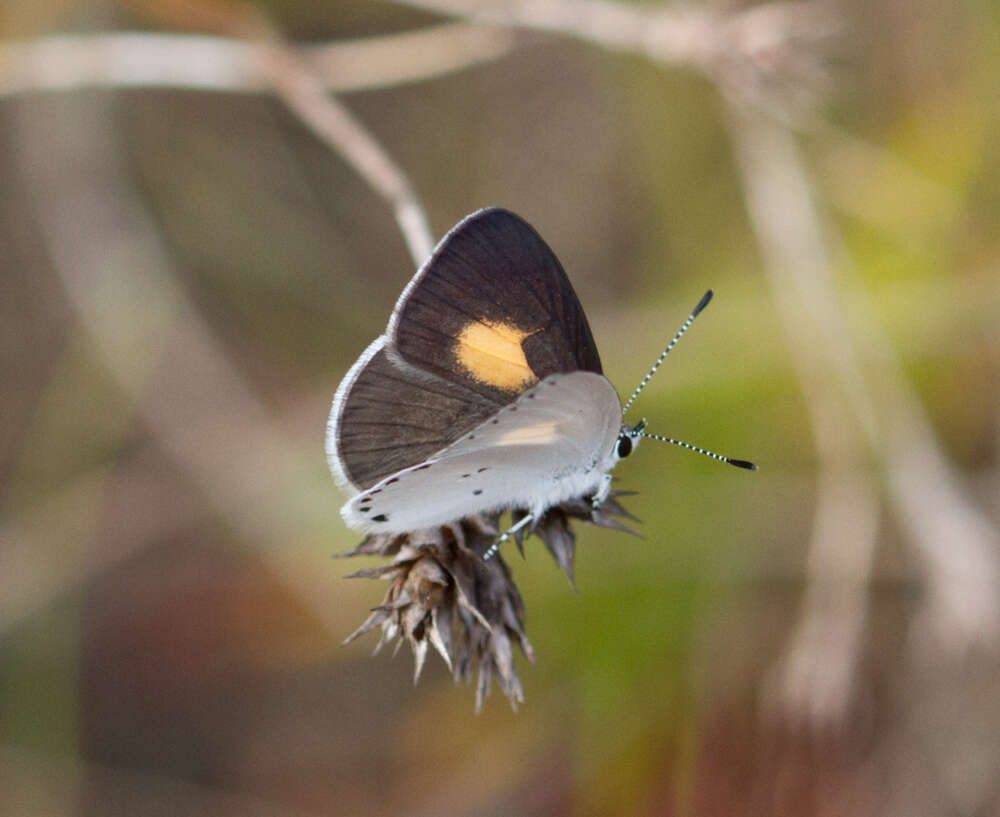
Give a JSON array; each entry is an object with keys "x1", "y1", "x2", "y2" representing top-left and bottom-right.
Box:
[{"x1": 340, "y1": 493, "x2": 636, "y2": 711}]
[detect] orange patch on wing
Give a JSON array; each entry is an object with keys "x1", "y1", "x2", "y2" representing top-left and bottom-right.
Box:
[
  {"x1": 497, "y1": 421, "x2": 560, "y2": 445},
  {"x1": 455, "y1": 320, "x2": 537, "y2": 391}
]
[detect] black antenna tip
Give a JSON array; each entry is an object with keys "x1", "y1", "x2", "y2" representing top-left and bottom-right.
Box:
[
  {"x1": 728, "y1": 459, "x2": 758, "y2": 471},
  {"x1": 692, "y1": 289, "x2": 714, "y2": 318}
]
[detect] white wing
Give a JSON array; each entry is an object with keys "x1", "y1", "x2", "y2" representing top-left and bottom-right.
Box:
[{"x1": 342, "y1": 371, "x2": 622, "y2": 533}]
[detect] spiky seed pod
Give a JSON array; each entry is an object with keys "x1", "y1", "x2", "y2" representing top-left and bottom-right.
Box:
[{"x1": 340, "y1": 493, "x2": 638, "y2": 711}]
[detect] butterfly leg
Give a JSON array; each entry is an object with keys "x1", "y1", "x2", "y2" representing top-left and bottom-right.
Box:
[
  {"x1": 483, "y1": 513, "x2": 535, "y2": 562},
  {"x1": 591, "y1": 473, "x2": 613, "y2": 511}
]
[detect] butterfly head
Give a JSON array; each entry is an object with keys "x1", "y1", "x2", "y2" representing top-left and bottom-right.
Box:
[
  {"x1": 612, "y1": 290, "x2": 757, "y2": 472},
  {"x1": 614, "y1": 418, "x2": 645, "y2": 461}
]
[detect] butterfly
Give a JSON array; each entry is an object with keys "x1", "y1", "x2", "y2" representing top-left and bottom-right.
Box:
[{"x1": 326, "y1": 208, "x2": 753, "y2": 556}]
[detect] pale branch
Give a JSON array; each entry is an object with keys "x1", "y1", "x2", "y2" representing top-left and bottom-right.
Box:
[
  {"x1": 390, "y1": 0, "x2": 839, "y2": 118},
  {"x1": 1, "y1": 22, "x2": 525, "y2": 265},
  {"x1": 728, "y1": 104, "x2": 1000, "y2": 731},
  {"x1": 0, "y1": 24, "x2": 517, "y2": 97},
  {"x1": 729, "y1": 105, "x2": 881, "y2": 728},
  {"x1": 246, "y1": 15, "x2": 436, "y2": 265}
]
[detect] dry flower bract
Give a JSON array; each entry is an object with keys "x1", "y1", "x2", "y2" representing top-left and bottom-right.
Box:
[{"x1": 340, "y1": 493, "x2": 637, "y2": 711}]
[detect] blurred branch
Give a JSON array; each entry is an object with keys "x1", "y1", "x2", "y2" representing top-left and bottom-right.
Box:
[
  {"x1": 10, "y1": 92, "x2": 348, "y2": 640},
  {"x1": 392, "y1": 0, "x2": 839, "y2": 121},
  {"x1": 863, "y1": 312, "x2": 1000, "y2": 662},
  {"x1": 0, "y1": 2, "x2": 834, "y2": 270},
  {"x1": 393, "y1": 0, "x2": 717, "y2": 56},
  {"x1": 728, "y1": 106, "x2": 1000, "y2": 726},
  {"x1": 729, "y1": 106, "x2": 882, "y2": 729},
  {"x1": 240, "y1": 12, "x2": 435, "y2": 265},
  {"x1": 0, "y1": 20, "x2": 521, "y2": 266},
  {"x1": 0, "y1": 24, "x2": 518, "y2": 96}
]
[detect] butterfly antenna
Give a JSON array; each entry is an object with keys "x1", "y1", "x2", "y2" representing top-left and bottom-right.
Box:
[
  {"x1": 638, "y1": 430, "x2": 757, "y2": 471},
  {"x1": 622, "y1": 289, "x2": 714, "y2": 416}
]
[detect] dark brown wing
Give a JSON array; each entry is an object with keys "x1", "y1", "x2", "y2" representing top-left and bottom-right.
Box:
[
  {"x1": 328, "y1": 208, "x2": 603, "y2": 492},
  {"x1": 387, "y1": 208, "x2": 602, "y2": 401},
  {"x1": 327, "y1": 337, "x2": 504, "y2": 492}
]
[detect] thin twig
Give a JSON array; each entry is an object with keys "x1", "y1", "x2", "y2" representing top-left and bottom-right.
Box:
[
  {"x1": 391, "y1": 0, "x2": 840, "y2": 120},
  {"x1": 729, "y1": 105, "x2": 882, "y2": 728},
  {"x1": 243, "y1": 12, "x2": 434, "y2": 265},
  {"x1": 0, "y1": 24, "x2": 518, "y2": 97},
  {"x1": 394, "y1": 0, "x2": 710, "y2": 59},
  {"x1": 728, "y1": 105, "x2": 1000, "y2": 726},
  {"x1": 0, "y1": 21, "x2": 523, "y2": 267},
  {"x1": 0, "y1": 20, "x2": 525, "y2": 266}
]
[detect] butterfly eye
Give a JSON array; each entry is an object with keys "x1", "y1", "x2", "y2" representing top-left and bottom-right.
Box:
[{"x1": 616, "y1": 435, "x2": 633, "y2": 458}]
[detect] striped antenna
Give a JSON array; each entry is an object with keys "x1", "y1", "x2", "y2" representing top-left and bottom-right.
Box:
[
  {"x1": 621, "y1": 289, "x2": 714, "y2": 416},
  {"x1": 638, "y1": 430, "x2": 757, "y2": 471}
]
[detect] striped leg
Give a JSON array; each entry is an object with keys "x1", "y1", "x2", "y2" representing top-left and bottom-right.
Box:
[{"x1": 483, "y1": 513, "x2": 535, "y2": 561}]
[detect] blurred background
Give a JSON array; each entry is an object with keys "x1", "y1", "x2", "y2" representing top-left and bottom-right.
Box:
[{"x1": 2, "y1": 0, "x2": 999, "y2": 814}]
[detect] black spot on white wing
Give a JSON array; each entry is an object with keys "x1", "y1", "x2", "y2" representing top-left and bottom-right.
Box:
[
  {"x1": 371, "y1": 514, "x2": 388, "y2": 523},
  {"x1": 473, "y1": 489, "x2": 483, "y2": 495}
]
